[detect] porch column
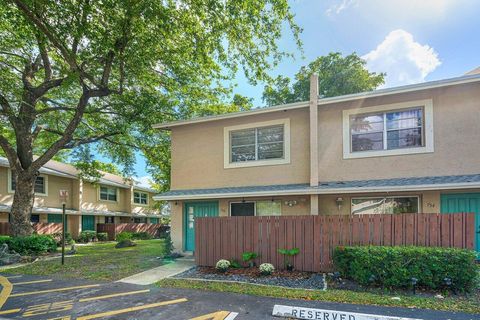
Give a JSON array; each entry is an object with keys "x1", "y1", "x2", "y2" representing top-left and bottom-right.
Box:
[{"x1": 309, "y1": 74, "x2": 319, "y2": 215}]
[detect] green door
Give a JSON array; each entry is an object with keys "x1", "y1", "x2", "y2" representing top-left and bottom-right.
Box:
[
  {"x1": 48, "y1": 214, "x2": 67, "y2": 231},
  {"x1": 184, "y1": 201, "x2": 218, "y2": 251},
  {"x1": 82, "y1": 215, "x2": 95, "y2": 232},
  {"x1": 441, "y1": 193, "x2": 480, "y2": 253}
]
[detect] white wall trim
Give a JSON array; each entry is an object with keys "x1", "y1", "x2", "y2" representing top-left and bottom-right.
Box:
[
  {"x1": 223, "y1": 118, "x2": 291, "y2": 169},
  {"x1": 342, "y1": 99, "x2": 434, "y2": 159}
]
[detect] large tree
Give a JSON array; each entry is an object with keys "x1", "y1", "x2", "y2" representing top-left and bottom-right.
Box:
[
  {"x1": 262, "y1": 52, "x2": 385, "y2": 106},
  {"x1": 0, "y1": 0, "x2": 300, "y2": 235}
]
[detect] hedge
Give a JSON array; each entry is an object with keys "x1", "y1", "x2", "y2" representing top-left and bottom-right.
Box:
[
  {"x1": 333, "y1": 246, "x2": 479, "y2": 292},
  {"x1": 78, "y1": 230, "x2": 96, "y2": 243},
  {"x1": 8, "y1": 235, "x2": 57, "y2": 255},
  {"x1": 132, "y1": 232, "x2": 153, "y2": 240},
  {"x1": 116, "y1": 231, "x2": 133, "y2": 242}
]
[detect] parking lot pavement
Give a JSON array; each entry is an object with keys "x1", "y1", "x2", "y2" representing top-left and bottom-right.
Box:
[{"x1": 0, "y1": 274, "x2": 478, "y2": 320}]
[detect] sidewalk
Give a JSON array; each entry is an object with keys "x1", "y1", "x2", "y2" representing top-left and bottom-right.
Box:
[{"x1": 118, "y1": 257, "x2": 194, "y2": 285}]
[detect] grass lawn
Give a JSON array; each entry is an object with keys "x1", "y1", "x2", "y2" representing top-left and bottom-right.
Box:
[
  {"x1": 3, "y1": 239, "x2": 167, "y2": 281},
  {"x1": 157, "y1": 278, "x2": 480, "y2": 314}
]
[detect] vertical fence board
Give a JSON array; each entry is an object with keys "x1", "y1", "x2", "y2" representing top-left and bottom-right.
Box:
[{"x1": 194, "y1": 213, "x2": 476, "y2": 271}]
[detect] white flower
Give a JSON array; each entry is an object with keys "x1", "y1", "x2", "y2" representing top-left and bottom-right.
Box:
[
  {"x1": 259, "y1": 263, "x2": 275, "y2": 275},
  {"x1": 215, "y1": 259, "x2": 230, "y2": 271}
]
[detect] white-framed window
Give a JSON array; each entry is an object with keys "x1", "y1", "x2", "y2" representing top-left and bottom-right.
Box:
[
  {"x1": 351, "y1": 196, "x2": 420, "y2": 215},
  {"x1": 229, "y1": 200, "x2": 282, "y2": 216},
  {"x1": 99, "y1": 186, "x2": 118, "y2": 202},
  {"x1": 7, "y1": 170, "x2": 48, "y2": 196},
  {"x1": 224, "y1": 119, "x2": 290, "y2": 168},
  {"x1": 133, "y1": 191, "x2": 148, "y2": 205},
  {"x1": 342, "y1": 100, "x2": 434, "y2": 159}
]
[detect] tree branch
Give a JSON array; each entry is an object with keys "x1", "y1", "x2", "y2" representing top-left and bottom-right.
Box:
[
  {"x1": 0, "y1": 134, "x2": 20, "y2": 169},
  {"x1": 63, "y1": 132, "x2": 122, "y2": 149},
  {"x1": 35, "y1": 33, "x2": 52, "y2": 80}
]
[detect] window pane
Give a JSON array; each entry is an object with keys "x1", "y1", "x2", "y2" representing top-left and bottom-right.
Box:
[
  {"x1": 34, "y1": 177, "x2": 45, "y2": 194},
  {"x1": 230, "y1": 202, "x2": 255, "y2": 216},
  {"x1": 100, "y1": 187, "x2": 108, "y2": 200},
  {"x1": 384, "y1": 197, "x2": 419, "y2": 214},
  {"x1": 352, "y1": 198, "x2": 385, "y2": 215},
  {"x1": 105, "y1": 216, "x2": 115, "y2": 223},
  {"x1": 350, "y1": 114, "x2": 384, "y2": 134},
  {"x1": 387, "y1": 128, "x2": 422, "y2": 149},
  {"x1": 257, "y1": 126, "x2": 283, "y2": 143},
  {"x1": 30, "y1": 214, "x2": 40, "y2": 223},
  {"x1": 351, "y1": 132, "x2": 383, "y2": 152},
  {"x1": 256, "y1": 201, "x2": 281, "y2": 216},
  {"x1": 231, "y1": 129, "x2": 255, "y2": 146},
  {"x1": 231, "y1": 145, "x2": 256, "y2": 162},
  {"x1": 386, "y1": 109, "x2": 422, "y2": 130},
  {"x1": 258, "y1": 142, "x2": 284, "y2": 159}
]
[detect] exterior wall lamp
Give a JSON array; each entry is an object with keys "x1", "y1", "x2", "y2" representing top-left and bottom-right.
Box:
[
  {"x1": 284, "y1": 200, "x2": 298, "y2": 207},
  {"x1": 335, "y1": 197, "x2": 344, "y2": 210}
]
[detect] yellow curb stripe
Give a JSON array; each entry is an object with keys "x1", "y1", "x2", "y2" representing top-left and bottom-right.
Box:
[
  {"x1": 190, "y1": 311, "x2": 231, "y2": 320},
  {"x1": 0, "y1": 308, "x2": 20, "y2": 315},
  {"x1": 12, "y1": 279, "x2": 53, "y2": 285},
  {"x1": 0, "y1": 276, "x2": 13, "y2": 309},
  {"x1": 76, "y1": 298, "x2": 188, "y2": 320},
  {"x1": 10, "y1": 284, "x2": 100, "y2": 297},
  {"x1": 79, "y1": 289, "x2": 150, "y2": 302}
]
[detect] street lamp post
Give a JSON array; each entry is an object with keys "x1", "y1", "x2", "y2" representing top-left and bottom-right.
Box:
[{"x1": 59, "y1": 190, "x2": 69, "y2": 265}]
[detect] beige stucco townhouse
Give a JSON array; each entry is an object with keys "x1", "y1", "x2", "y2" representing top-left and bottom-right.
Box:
[
  {"x1": 0, "y1": 157, "x2": 161, "y2": 238},
  {"x1": 153, "y1": 72, "x2": 480, "y2": 254}
]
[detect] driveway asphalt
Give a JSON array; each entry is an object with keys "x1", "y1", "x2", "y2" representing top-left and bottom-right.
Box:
[{"x1": 0, "y1": 273, "x2": 477, "y2": 320}]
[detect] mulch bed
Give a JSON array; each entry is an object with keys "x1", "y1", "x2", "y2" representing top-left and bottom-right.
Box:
[{"x1": 173, "y1": 266, "x2": 325, "y2": 290}]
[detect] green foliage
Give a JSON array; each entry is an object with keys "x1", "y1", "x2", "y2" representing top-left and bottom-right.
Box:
[
  {"x1": 0, "y1": 1, "x2": 301, "y2": 209},
  {"x1": 116, "y1": 231, "x2": 133, "y2": 242},
  {"x1": 78, "y1": 230, "x2": 97, "y2": 243},
  {"x1": 229, "y1": 259, "x2": 242, "y2": 269},
  {"x1": 96, "y1": 232, "x2": 108, "y2": 242},
  {"x1": 333, "y1": 246, "x2": 479, "y2": 292},
  {"x1": 132, "y1": 232, "x2": 153, "y2": 240},
  {"x1": 0, "y1": 236, "x2": 11, "y2": 246},
  {"x1": 278, "y1": 247, "x2": 300, "y2": 268},
  {"x1": 8, "y1": 235, "x2": 57, "y2": 255},
  {"x1": 51, "y1": 232, "x2": 73, "y2": 246},
  {"x1": 162, "y1": 232, "x2": 174, "y2": 257},
  {"x1": 241, "y1": 251, "x2": 259, "y2": 263},
  {"x1": 262, "y1": 52, "x2": 385, "y2": 106}
]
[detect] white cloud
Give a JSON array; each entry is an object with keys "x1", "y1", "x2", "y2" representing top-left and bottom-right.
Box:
[
  {"x1": 326, "y1": 0, "x2": 358, "y2": 16},
  {"x1": 134, "y1": 175, "x2": 154, "y2": 189},
  {"x1": 362, "y1": 29, "x2": 441, "y2": 87}
]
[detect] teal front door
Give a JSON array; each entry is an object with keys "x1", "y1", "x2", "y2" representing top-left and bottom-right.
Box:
[
  {"x1": 184, "y1": 201, "x2": 219, "y2": 251},
  {"x1": 82, "y1": 215, "x2": 95, "y2": 232},
  {"x1": 441, "y1": 193, "x2": 480, "y2": 252}
]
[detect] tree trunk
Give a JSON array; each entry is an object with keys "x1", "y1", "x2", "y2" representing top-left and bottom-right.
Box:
[{"x1": 10, "y1": 170, "x2": 35, "y2": 236}]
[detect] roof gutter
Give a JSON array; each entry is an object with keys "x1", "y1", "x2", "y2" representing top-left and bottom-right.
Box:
[
  {"x1": 152, "y1": 74, "x2": 480, "y2": 130},
  {"x1": 153, "y1": 181, "x2": 480, "y2": 201}
]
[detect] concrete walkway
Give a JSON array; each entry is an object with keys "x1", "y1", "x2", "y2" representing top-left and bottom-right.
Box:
[{"x1": 118, "y1": 257, "x2": 195, "y2": 285}]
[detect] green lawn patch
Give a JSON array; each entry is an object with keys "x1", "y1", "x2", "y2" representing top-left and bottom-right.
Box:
[
  {"x1": 4, "y1": 239, "x2": 166, "y2": 281},
  {"x1": 157, "y1": 278, "x2": 480, "y2": 314}
]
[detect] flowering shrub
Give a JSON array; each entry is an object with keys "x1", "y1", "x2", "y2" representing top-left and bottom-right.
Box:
[
  {"x1": 215, "y1": 259, "x2": 230, "y2": 272},
  {"x1": 259, "y1": 263, "x2": 275, "y2": 275}
]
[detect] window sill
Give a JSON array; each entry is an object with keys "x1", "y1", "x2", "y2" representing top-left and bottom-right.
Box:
[
  {"x1": 132, "y1": 202, "x2": 149, "y2": 207},
  {"x1": 343, "y1": 146, "x2": 434, "y2": 159},
  {"x1": 99, "y1": 199, "x2": 119, "y2": 203},
  {"x1": 224, "y1": 158, "x2": 290, "y2": 169}
]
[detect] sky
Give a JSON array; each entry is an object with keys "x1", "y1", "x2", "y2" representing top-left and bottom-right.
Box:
[{"x1": 130, "y1": 0, "x2": 480, "y2": 187}]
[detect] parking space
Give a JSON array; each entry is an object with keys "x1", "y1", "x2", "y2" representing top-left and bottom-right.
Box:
[
  {"x1": 0, "y1": 274, "x2": 477, "y2": 320},
  {"x1": 0, "y1": 274, "x2": 238, "y2": 319}
]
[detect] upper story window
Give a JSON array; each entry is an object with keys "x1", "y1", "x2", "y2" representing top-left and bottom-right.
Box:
[
  {"x1": 343, "y1": 100, "x2": 434, "y2": 159},
  {"x1": 350, "y1": 108, "x2": 423, "y2": 152},
  {"x1": 133, "y1": 191, "x2": 148, "y2": 205},
  {"x1": 9, "y1": 170, "x2": 48, "y2": 196},
  {"x1": 224, "y1": 119, "x2": 290, "y2": 168},
  {"x1": 99, "y1": 186, "x2": 117, "y2": 202}
]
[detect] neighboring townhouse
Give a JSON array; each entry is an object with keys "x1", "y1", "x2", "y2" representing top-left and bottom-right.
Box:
[
  {"x1": 153, "y1": 73, "x2": 480, "y2": 253},
  {"x1": 0, "y1": 157, "x2": 161, "y2": 238}
]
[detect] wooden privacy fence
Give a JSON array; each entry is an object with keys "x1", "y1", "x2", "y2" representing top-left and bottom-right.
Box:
[
  {"x1": 195, "y1": 213, "x2": 476, "y2": 272},
  {"x1": 97, "y1": 223, "x2": 162, "y2": 240},
  {"x1": 0, "y1": 222, "x2": 63, "y2": 235}
]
